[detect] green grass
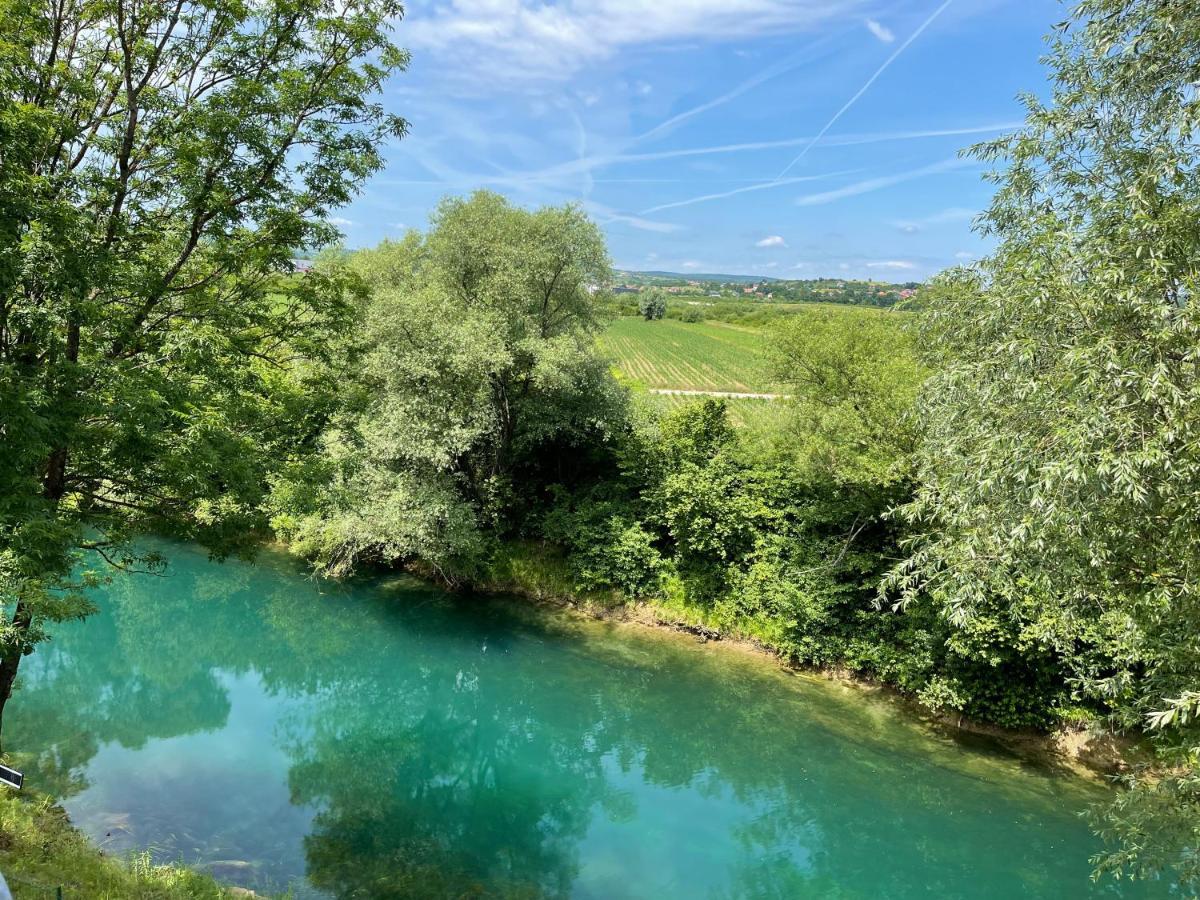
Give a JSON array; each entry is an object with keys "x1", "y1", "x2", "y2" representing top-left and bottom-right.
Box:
[
  {"x1": 0, "y1": 793, "x2": 245, "y2": 900},
  {"x1": 599, "y1": 317, "x2": 773, "y2": 393}
]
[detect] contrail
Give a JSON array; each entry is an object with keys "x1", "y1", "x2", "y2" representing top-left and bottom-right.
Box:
[
  {"x1": 455, "y1": 122, "x2": 1015, "y2": 190},
  {"x1": 641, "y1": 169, "x2": 858, "y2": 215},
  {"x1": 776, "y1": 0, "x2": 956, "y2": 180},
  {"x1": 634, "y1": 28, "x2": 845, "y2": 146},
  {"x1": 792, "y1": 156, "x2": 970, "y2": 207}
]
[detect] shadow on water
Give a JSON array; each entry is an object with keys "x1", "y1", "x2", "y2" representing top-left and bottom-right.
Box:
[{"x1": 7, "y1": 540, "x2": 1174, "y2": 899}]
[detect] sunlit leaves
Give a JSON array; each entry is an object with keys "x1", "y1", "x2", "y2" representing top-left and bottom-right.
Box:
[
  {"x1": 272, "y1": 192, "x2": 626, "y2": 581},
  {"x1": 0, "y1": 0, "x2": 407, "y2": 728},
  {"x1": 885, "y1": 0, "x2": 1200, "y2": 883}
]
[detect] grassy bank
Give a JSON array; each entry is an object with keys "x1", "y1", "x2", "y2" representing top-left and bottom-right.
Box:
[{"x1": 0, "y1": 792, "x2": 246, "y2": 900}]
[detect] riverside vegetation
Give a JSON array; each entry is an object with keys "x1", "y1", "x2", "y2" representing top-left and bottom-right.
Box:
[{"x1": 1, "y1": 0, "x2": 1199, "y2": 892}]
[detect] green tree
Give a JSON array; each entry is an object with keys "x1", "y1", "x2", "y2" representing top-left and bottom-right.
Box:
[
  {"x1": 638, "y1": 289, "x2": 667, "y2": 320},
  {"x1": 272, "y1": 192, "x2": 626, "y2": 581},
  {"x1": 887, "y1": 0, "x2": 1200, "y2": 883},
  {"x1": 0, "y1": 0, "x2": 407, "y2": 743},
  {"x1": 767, "y1": 307, "x2": 925, "y2": 482}
]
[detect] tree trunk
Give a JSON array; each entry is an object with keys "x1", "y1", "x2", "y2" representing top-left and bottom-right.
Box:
[
  {"x1": 43, "y1": 446, "x2": 68, "y2": 500},
  {"x1": 2, "y1": 319, "x2": 82, "y2": 751},
  {"x1": 0, "y1": 601, "x2": 32, "y2": 754},
  {"x1": 4, "y1": 373, "x2": 76, "y2": 748}
]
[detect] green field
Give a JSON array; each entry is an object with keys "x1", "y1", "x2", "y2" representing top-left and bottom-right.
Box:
[{"x1": 599, "y1": 317, "x2": 774, "y2": 392}]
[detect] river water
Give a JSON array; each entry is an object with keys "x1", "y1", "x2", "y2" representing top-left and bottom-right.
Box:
[{"x1": 8, "y1": 541, "x2": 1169, "y2": 897}]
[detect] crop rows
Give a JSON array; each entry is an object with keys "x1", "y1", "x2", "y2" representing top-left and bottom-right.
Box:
[{"x1": 598, "y1": 318, "x2": 771, "y2": 392}]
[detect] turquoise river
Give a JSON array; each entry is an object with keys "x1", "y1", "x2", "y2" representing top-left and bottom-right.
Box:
[{"x1": 8, "y1": 541, "x2": 1173, "y2": 898}]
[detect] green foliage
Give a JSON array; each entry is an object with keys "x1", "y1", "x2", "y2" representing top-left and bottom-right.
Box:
[
  {"x1": 610, "y1": 273, "x2": 914, "y2": 308},
  {"x1": 638, "y1": 289, "x2": 667, "y2": 320},
  {"x1": 1090, "y1": 767, "x2": 1200, "y2": 887},
  {"x1": 273, "y1": 192, "x2": 628, "y2": 581},
  {"x1": 543, "y1": 501, "x2": 664, "y2": 598},
  {"x1": 534, "y1": 385, "x2": 1067, "y2": 730},
  {"x1": 0, "y1": 0, "x2": 405, "y2": 734},
  {"x1": 915, "y1": 676, "x2": 966, "y2": 716},
  {"x1": 8, "y1": 0, "x2": 1190, "y2": 888},
  {"x1": 644, "y1": 392, "x2": 789, "y2": 433},
  {"x1": 767, "y1": 307, "x2": 926, "y2": 482},
  {"x1": 649, "y1": 401, "x2": 764, "y2": 587},
  {"x1": 882, "y1": 0, "x2": 1200, "y2": 882},
  {"x1": 716, "y1": 536, "x2": 844, "y2": 663}
]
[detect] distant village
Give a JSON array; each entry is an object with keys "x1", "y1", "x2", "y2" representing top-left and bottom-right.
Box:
[{"x1": 610, "y1": 272, "x2": 919, "y2": 307}]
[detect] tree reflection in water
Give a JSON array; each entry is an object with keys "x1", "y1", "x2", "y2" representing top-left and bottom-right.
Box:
[{"x1": 8, "y1": 541, "x2": 1156, "y2": 899}]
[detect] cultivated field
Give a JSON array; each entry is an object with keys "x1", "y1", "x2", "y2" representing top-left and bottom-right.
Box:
[{"x1": 598, "y1": 318, "x2": 773, "y2": 393}]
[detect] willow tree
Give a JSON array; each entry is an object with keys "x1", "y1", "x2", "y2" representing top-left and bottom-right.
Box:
[
  {"x1": 638, "y1": 289, "x2": 667, "y2": 321},
  {"x1": 0, "y1": 0, "x2": 407, "y2": 742},
  {"x1": 887, "y1": 0, "x2": 1200, "y2": 883},
  {"x1": 271, "y1": 192, "x2": 625, "y2": 581}
]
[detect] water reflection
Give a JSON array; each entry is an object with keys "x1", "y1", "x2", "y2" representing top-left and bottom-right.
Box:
[{"x1": 9, "y1": 542, "x2": 1165, "y2": 898}]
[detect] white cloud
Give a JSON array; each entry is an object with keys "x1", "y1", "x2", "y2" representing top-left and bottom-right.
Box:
[
  {"x1": 328, "y1": 216, "x2": 353, "y2": 226},
  {"x1": 864, "y1": 18, "x2": 895, "y2": 43},
  {"x1": 390, "y1": 222, "x2": 408, "y2": 230},
  {"x1": 954, "y1": 250, "x2": 976, "y2": 260},
  {"x1": 756, "y1": 235, "x2": 787, "y2": 248},
  {"x1": 636, "y1": 28, "x2": 845, "y2": 143},
  {"x1": 405, "y1": 0, "x2": 869, "y2": 83},
  {"x1": 635, "y1": 80, "x2": 653, "y2": 96},
  {"x1": 620, "y1": 216, "x2": 682, "y2": 233},
  {"x1": 926, "y1": 207, "x2": 977, "y2": 224},
  {"x1": 866, "y1": 260, "x2": 917, "y2": 270},
  {"x1": 680, "y1": 260, "x2": 706, "y2": 270}
]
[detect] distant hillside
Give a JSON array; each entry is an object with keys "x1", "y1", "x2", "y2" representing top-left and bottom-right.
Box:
[{"x1": 618, "y1": 270, "x2": 775, "y2": 284}]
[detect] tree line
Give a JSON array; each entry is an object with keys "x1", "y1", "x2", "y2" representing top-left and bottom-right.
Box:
[{"x1": 1, "y1": 0, "x2": 1197, "y2": 887}]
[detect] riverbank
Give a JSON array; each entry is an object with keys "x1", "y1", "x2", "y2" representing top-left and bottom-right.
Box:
[
  {"x1": 477, "y1": 540, "x2": 1146, "y2": 782},
  {"x1": 0, "y1": 792, "x2": 251, "y2": 899}
]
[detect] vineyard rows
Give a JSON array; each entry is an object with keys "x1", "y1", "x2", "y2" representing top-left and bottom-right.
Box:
[{"x1": 598, "y1": 318, "x2": 771, "y2": 392}]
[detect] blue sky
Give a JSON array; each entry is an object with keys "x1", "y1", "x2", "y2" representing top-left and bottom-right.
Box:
[{"x1": 338, "y1": 0, "x2": 1063, "y2": 280}]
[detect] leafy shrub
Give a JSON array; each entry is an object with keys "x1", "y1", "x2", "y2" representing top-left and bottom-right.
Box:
[
  {"x1": 542, "y1": 496, "x2": 665, "y2": 597},
  {"x1": 916, "y1": 675, "x2": 966, "y2": 715}
]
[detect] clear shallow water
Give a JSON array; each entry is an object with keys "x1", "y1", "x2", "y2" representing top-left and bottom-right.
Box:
[{"x1": 9, "y1": 541, "x2": 1169, "y2": 898}]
